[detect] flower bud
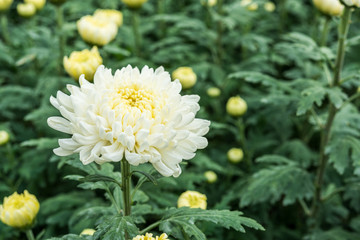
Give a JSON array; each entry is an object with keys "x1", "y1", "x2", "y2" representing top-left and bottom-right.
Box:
[
  {"x1": 0, "y1": 130, "x2": 9, "y2": 145},
  {"x1": 63, "y1": 46, "x2": 103, "y2": 81},
  {"x1": 313, "y1": 0, "x2": 344, "y2": 16},
  {"x1": 177, "y1": 190, "x2": 207, "y2": 209},
  {"x1": 207, "y1": 87, "x2": 221, "y2": 97},
  {"x1": 172, "y1": 67, "x2": 197, "y2": 90},
  {"x1": 0, "y1": 0, "x2": 13, "y2": 11},
  {"x1": 0, "y1": 190, "x2": 40, "y2": 229},
  {"x1": 201, "y1": 0, "x2": 217, "y2": 7},
  {"x1": 342, "y1": 0, "x2": 360, "y2": 7},
  {"x1": 204, "y1": 171, "x2": 217, "y2": 183},
  {"x1": 93, "y1": 9, "x2": 123, "y2": 27},
  {"x1": 227, "y1": 148, "x2": 244, "y2": 163},
  {"x1": 80, "y1": 229, "x2": 96, "y2": 236},
  {"x1": 121, "y1": 0, "x2": 148, "y2": 9},
  {"x1": 17, "y1": 3, "x2": 36, "y2": 18},
  {"x1": 264, "y1": 1, "x2": 276, "y2": 12},
  {"x1": 24, "y1": 0, "x2": 45, "y2": 10},
  {"x1": 77, "y1": 15, "x2": 118, "y2": 46},
  {"x1": 247, "y1": 3, "x2": 258, "y2": 10},
  {"x1": 226, "y1": 96, "x2": 247, "y2": 117}
]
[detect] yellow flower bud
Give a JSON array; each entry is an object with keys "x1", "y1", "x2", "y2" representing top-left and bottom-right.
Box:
[
  {"x1": 77, "y1": 15, "x2": 118, "y2": 46},
  {"x1": 17, "y1": 3, "x2": 36, "y2": 18},
  {"x1": 177, "y1": 190, "x2": 207, "y2": 210},
  {"x1": 227, "y1": 148, "x2": 244, "y2": 163},
  {"x1": 80, "y1": 229, "x2": 96, "y2": 236},
  {"x1": 247, "y1": 3, "x2": 258, "y2": 11},
  {"x1": 0, "y1": 190, "x2": 40, "y2": 229},
  {"x1": 201, "y1": 0, "x2": 217, "y2": 7},
  {"x1": 240, "y1": 0, "x2": 252, "y2": 6},
  {"x1": 0, "y1": 0, "x2": 13, "y2": 11},
  {"x1": 0, "y1": 130, "x2": 10, "y2": 145},
  {"x1": 207, "y1": 87, "x2": 221, "y2": 97},
  {"x1": 313, "y1": 0, "x2": 344, "y2": 16},
  {"x1": 226, "y1": 96, "x2": 247, "y2": 117},
  {"x1": 63, "y1": 46, "x2": 103, "y2": 81},
  {"x1": 204, "y1": 171, "x2": 217, "y2": 183},
  {"x1": 24, "y1": 0, "x2": 45, "y2": 10},
  {"x1": 264, "y1": 1, "x2": 276, "y2": 12},
  {"x1": 93, "y1": 9, "x2": 123, "y2": 27},
  {"x1": 172, "y1": 67, "x2": 197, "y2": 90},
  {"x1": 121, "y1": 0, "x2": 148, "y2": 9},
  {"x1": 133, "y1": 233, "x2": 169, "y2": 240}
]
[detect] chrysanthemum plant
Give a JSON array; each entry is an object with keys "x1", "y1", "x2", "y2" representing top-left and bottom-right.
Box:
[{"x1": 48, "y1": 65, "x2": 264, "y2": 239}]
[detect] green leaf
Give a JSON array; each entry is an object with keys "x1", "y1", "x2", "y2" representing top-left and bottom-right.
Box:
[
  {"x1": 327, "y1": 87, "x2": 347, "y2": 109},
  {"x1": 159, "y1": 208, "x2": 264, "y2": 240},
  {"x1": 21, "y1": 138, "x2": 58, "y2": 150},
  {"x1": 93, "y1": 216, "x2": 139, "y2": 240},
  {"x1": 80, "y1": 174, "x2": 121, "y2": 186},
  {"x1": 297, "y1": 85, "x2": 326, "y2": 116},
  {"x1": 132, "y1": 170, "x2": 157, "y2": 185}
]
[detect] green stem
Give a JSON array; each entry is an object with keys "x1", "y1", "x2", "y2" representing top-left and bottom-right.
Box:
[
  {"x1": 157, "y1": 0, "x2": 166, "y2": 38},
  {"x1": 25, "y1": 229, "x2": 35, "y2": 240},
  {"x1": 131, "y1": 10, "x2": 141, "y2": 57},
  {"x1": 121, "y1": 160, "x2": 131, "y2": 239},
  {"x1": 56, "y1": 5, "x2": 65, "y2": 75},
  {"x1": 139, "y1": 220, "x2": 161, "y2": 235},
  {"x1": 0, "y1": 13, "x2": 10, "y2": 45},
  {"x1": 320, "y1": 16, "x2": 331, "y2": 46},
  {"x1": 310, "y1": 7, "x2": 352, "y2": 222}
]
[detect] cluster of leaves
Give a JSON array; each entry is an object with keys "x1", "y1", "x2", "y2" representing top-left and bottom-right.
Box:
[{"x1": 2, "y1": 0, "x2": 360, "y2": 239}]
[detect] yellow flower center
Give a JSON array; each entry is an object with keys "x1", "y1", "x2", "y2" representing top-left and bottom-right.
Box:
[
  {"x1": 12, "y1": 200, "x2": 24, "y2": 209},
  {"x1": 72, "y1": 52, "x2": 90, "y2": 62}
]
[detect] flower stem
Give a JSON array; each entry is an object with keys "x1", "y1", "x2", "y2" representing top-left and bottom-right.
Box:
[
  {"x1": 56, "y1": 5, "x2": 65, "y2": 75},
  {"x1": 0, "y1": 13, "x2": 10, "y2": 45},
  {"x1": 121, "y1": 160, "x2": 131, "y2": 239},
  {"x1": 310, "y1": 6, "x2": 352, "y2": 222},
  {"x1": 131, "y1": 10, "x2": 141, "y2": 57},
  {"x1": 320, "y1": 16, "x2": 331, "y2": 46},
  {"x1": 25, "y1": 229, "x2": 35, "y2": 240},
  {"x1": 139, "y1": 220, "x2": 161, "y2": 235}
]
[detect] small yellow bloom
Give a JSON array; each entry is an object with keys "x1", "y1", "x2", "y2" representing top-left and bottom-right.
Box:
[
  {"x1": 94, "y1": 9, "x2": 123, "y2": 27},
  {"x1": 172, "y1": 67, "x2": 197, "y2": 90},
  {"x1": 201, "y1": 0, "x2": 217, "y2": 7},
  {"x1": 206, "y1": 87, "x2": 221, "y2": 97},
  {"x1": 122, "y1": 0, "x2": 148, "y2": 9},
  {"x1": 0, "y1": 0, "x2": 13, "y2": 11},
  {"x1": 204, "y1": 171, "x2": 217, "y2": 183},
  {"x1": 24, "y1": 0, "x2": 45, "y2": 10},
  {"x1": 247, "y1": 3, "x2": 258, "y2": 11},
  {"x1": 240, "y1": 0, "x2": 252, "y2": 6},
  {"x1": 133, "y1": 233, "x2": 169, "y2": 240},
  {"x1": 177, "y1": 190, "x2": 207, "y2": 210},
  {"x1": 313, "y1": 0, "x2": 344, "y2": 16},
  {"x1": 226, "y1": 96, "x2": 247, "y2": 117},
  {"x1": 227, "y1": 148, "x2": 244, "y2": 163},
  {"x1": 0, "y1": 190, "x2": 40, "y2": 229},
  {"x1": 0, "y1": 130, "x2": 10, "y2": 145},
  {"x1": 17, "y1": 3, "x2": 36, "y2": 17},
  {"x1": 264, "y1": 1, "x2": 276, "y2": 12},
  {"x1": 77, "y1": 15, "x2": 118, "y2": 46},
  {"x1": 80, "y1": 229, "x2": 96, "y2": 236},
  {"x1": 63, "y1": 46, "x2": 103, "y2": 81}
]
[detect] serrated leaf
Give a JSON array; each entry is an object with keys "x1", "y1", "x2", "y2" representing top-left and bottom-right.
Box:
[
  {"x1": 93, "y1": 216, "x2": 139, "y2": 240},
  {"x1": 81, "y1": 174, "x2": 121, "y2": 186},
  {"x1": 297, "y1": 86, "x2": 326, "y2": 116},
  {"x1": 327, "y1": 87, "x2": 347, "y2": 109}
]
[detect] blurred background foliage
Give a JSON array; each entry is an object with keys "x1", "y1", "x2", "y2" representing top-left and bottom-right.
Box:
[{"x1": 2, "y1": 0, "x2": 360, "y2": 239}]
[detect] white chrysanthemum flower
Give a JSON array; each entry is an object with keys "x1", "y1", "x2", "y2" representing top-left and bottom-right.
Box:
[
  {"x1": 342, "y1": 0, "x2": 360, "y2": 7},
  {"x1": 48, "y1": 65, "x2": 210, "y2": 177}
]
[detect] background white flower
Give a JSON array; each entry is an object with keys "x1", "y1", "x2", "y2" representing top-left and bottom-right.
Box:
[{"x1": 48, "y1": 65, "x2": 210, "y2": 177}]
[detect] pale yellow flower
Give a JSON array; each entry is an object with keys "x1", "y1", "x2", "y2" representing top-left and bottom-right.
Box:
[
  {"x1": 0, "y1": 190, "x2": 40, "y2": 229},
  {"x1": 264, "y1": 1, "x2": 276, "y2": 12},
  {"x1": 247, "y1": 3, "x2": 258, "y2": 10},
  {"x1": 178, "y1": 190, "x2": 207, "y2": 209},
  {"x1": 0, "y1": 0, "x2": 13, "y2": 11},
  {"x1": 17, "y1": 3, "x2": 36, "y2": 17},
  {"x1": 227, "y1": 148, "x2": 244, "y2": 163},
  {"x1": 204, "y1": 171, "x2": 217, "y2": 183},
  {"x1": 206, "y1": 87, "x2": 221, "y2": 97},
  {"x1": 313, "y1": 0, "x2": 344, "y2": 16},
  {"x1": 172, "y1": 67, "x2": 197, "y2": 90},
  {"x1": 240, "y1": 0, "x2": 252, "y2": 6},
  {"x1": 94, "y1": 9, "x2": 123, "y2": 27},
  {"x1": 201, "y1": 0, "x2": 217, "y2": 7},
  {"x1": 63, "y1": 46, "x2": 103, "y2": 81},
  {"x1": 77, "y1": 15, "x2": 118, "y2": 46},
  {"x1": 0, "y1": 130, "x2": 10, "y2": 145},
  {"x1": 122, "y1": 0, "x2": 147, "y2": 9},
  {"x1": 48, "y1": 65, "x2": 210, "y2": 177},
  {"x1": 80, "y1": 229, "x2": 96, "y2": 236},
  {"x1": 226, "y1": 96, "x2": 247, "y2": 117},
  {"x1": 24, "y1": 0, "x2": 45, "y2": 10},
  {"x1": 133, "y1": 233, "x2": 169, "y2": 240},
  {"x1": 342, "y1": 0, "x2": 360, "y2": 7}
]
